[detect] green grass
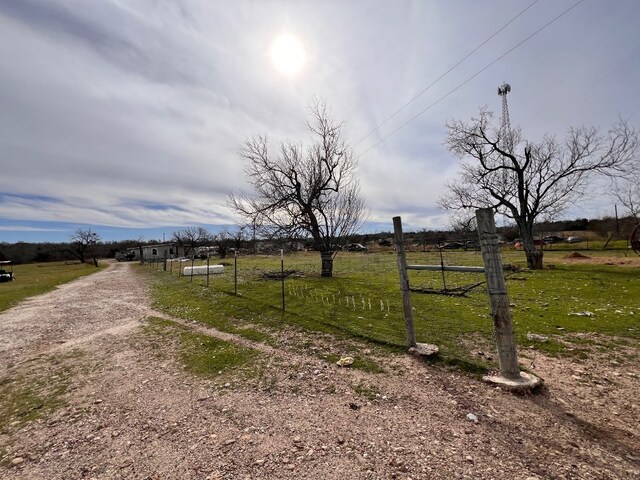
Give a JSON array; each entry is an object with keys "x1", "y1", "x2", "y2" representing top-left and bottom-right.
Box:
[
  {"x1": 540, "y1": 239, "x2": 631, "y2": 251},
  {"x1": 0, "y1": 351, "x2": 84, "y2": 435},
  {"x1": 0, "y1": 375, "x2": 68, "y2": 431},
  {"x1": 0, "y1": 261, "x2": 104, "y2": 313},
  {"x1": 141, "y1": 249, "x2": 640, "y2": 373},
  {"x1": 145, "y1": 317, "x2": 261, "y2": 379}
]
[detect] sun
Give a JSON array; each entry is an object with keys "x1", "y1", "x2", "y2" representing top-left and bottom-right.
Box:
[{"x1": 270, "y1": 34, "x2": 306, "y2": 76}]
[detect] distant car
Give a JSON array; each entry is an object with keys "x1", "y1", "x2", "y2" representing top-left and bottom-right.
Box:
[
  {"x1": 0, "y1": 260, "x2": 14, "y2": 283},
  {"x1": 543, "y1": 235, "x2": 564, "y2": 243},
  {"x1": 115, "y1": 251, "x2": 136, "y2": 262},
  {"x1": 346, "y1": 243, "x2": 368, "y2": 252},
  {"x1": 441, "y1": 242, "x2": 464, "y2": 249},
  {"x1": 566, "y1": 236, "x2": 583, "y2": 243},
  {"x1": 513, "y1": 238, "x2": 545, "y2": 249}
]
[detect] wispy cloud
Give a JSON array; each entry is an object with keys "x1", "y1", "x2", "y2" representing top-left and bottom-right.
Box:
[{"x1": 0, "y1": 225, "x2": 66, "y2": 232}]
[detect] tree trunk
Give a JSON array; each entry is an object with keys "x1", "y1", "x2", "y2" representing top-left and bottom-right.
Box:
[
  {"x1": 517, "y1": 220, "x2": 544, "y2": 270},
  {"x1": 320, "y1": 251, "x2": 333, "y2": 277},
  {"x1": 525, "y1": 249, "x2": 543, "y2": 269}
]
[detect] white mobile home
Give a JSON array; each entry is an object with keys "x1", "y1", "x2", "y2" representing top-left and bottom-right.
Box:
[{"x1": 140, "y1": 244, "x2": 184, "y2": 262}]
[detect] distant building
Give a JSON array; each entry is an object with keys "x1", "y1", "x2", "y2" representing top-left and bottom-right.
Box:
[{"x1": 136, "y1": 244, "x2": 185, "y2": 262}]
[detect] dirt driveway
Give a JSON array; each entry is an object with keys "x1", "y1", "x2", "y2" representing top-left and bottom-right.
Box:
[{"x1": 0, "y1": 262, "x2": 638, "y2": 479}]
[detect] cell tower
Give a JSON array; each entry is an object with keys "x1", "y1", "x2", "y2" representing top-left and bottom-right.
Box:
[
  {"x1": 498, "y1": 82, "x2": 513, "y2": 153},
  {"x1": 496, "y1": 83, "x2": 512, "y2": 214}
]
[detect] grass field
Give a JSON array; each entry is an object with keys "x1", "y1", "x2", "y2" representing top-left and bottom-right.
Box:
[
  {"x1": 0, "y1": 261, "x2": 104, "y2": 313},
  {"x1": 142, "y1": 248, "x2": 640, "y2": 374}
]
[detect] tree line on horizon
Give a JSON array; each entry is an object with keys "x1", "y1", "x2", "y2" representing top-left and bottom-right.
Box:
[{"x1": 0, "y1": 213, "x2": 636, "y2": 265}]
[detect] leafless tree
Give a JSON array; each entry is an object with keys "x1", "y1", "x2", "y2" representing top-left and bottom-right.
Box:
[
  {"x1": 212, "y1": 228, "x2": 233, "y2": 259},
  {"x1": 229, "y1": 101, "x2": 366, "y2": 277},
  {"x1": 136, "y1": 236, "x2": 145, "y2": 264},
  {"x1": 228, "y1": 225, "x2": 248, "y2": 252},
  {"x1": 612, "y1": 173, "x2": 640, "y2": 222},
  {"x1": 70, "y1": 228, "x2": 100, "y2": 267},
  {"x1": 172, "y1": 227, "x2": 212, "y2": 257},
  {"x1": 448, "y1": 211, "x2": 477, "y2": 236},
  {"x1": 440, "y1": 108, "x2": 638, "y2": 269}
]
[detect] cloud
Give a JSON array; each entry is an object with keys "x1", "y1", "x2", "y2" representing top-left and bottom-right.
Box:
[
  {"x1": 1, "y1": 0, "x2": 639, "y2": 240},
  {"x1": 0, "y1": 225, "x2": 66, "y2": 232}
]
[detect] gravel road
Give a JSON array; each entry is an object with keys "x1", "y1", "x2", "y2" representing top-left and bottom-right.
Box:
[{"x1": 0, "y1": 261, "x2": 638, "y2": 479}]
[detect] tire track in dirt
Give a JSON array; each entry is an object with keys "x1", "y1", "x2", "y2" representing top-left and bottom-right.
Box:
[
  {"x1": 0, "y1": 259, "x2": 332, "y2": 374},
  {"x1": 0, "y1": 262, "x2": 152, "y2": 371}
]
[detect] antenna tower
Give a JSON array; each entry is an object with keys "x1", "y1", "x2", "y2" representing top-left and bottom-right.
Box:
[{"x1": 497, "y1": 82, "x2": 512, "y2": 151}]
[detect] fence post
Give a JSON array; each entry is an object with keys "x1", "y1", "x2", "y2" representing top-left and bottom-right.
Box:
[
  {"x1": 234, "y1": 250, "x2": 238, "y2": 295},
  {"x1": 280, "y1": 249, "x2": 285, "y2": 311},
  {"x1": 163, "y1": 251, "x2": 167, "y2": 272},
  {"x1": 476, "y1": 208, "x2": 540, "y2": 390},
  {"x1": 206, "y1": 254, "x2": 210, "y2": 287},
  {"x1": 393, "y1": 216, "x2": 416, "y2": 348}
]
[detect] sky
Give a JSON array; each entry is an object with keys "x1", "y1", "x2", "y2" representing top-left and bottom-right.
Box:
[{"x1": 1, "y1": 0, "x2": 639, "y2": 243}]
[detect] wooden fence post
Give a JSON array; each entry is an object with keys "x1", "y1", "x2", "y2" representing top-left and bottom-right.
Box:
[
  {"x1": 476, "y1": 208, "x2": 540, "y2": 390},
  {"x1": 234, "y1": 250, "x2": 238, "y2": 295},
  {"x1": 206, "y1": 254, "x2": 210, "y2": 287},
  {"x1": 280, "y1": 250, "x2": 285, "y2": 311},
  {"x1": 393, "y1": 216, "x2": 417, "y2": 348}
]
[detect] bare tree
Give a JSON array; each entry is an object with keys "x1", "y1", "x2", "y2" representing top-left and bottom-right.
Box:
[
  {"x1": 172, "y1": 227, "x2": 211, "y2": 257},
  {"x1": 229, "y1": 101, "x2": 366, "y2": 277},
  {"x1": 136, "y1": 236, "x2": 145, "y2": 264},
  {"x1": 448, "y1": 211, "x2": 477, "y2": 236},
  {"x1": 440, "y1": 108, "x2": 638, "y2": 269},
  {"x1": 70, "y1": 228, "x2": 100, "y2": 267},
  {"x1": 213, "y1": 229, "x2": 232, "y2": 259},
  {"x1": 612, "y1": 173, "x2": 640, "y2": 222}
]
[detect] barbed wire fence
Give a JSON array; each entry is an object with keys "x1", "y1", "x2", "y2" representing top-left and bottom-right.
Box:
[{"x1": 140, "y1": 245, "x2": 497, "y2": 353}]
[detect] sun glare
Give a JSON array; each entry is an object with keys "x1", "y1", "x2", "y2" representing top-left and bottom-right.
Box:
[{"x1": 270, "y1": 34, "x2": 306, "y2": 76}]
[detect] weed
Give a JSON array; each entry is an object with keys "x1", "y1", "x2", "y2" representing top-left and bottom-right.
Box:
[{"x1": 352, "y1": 382, "x2": 380, "y2": 401}]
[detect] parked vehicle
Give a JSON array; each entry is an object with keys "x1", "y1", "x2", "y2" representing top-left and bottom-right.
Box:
[
  {"x1": 513, "y1": 238, "x2": 545, "y2": 249},
  {"x1": 543, "y1": 235, "x2": 564, "y2": 243},
  {"x1": 115, "y1": 251, "x2": 136, "y2": 262},
  {"x1": 0, "y1": 261, "x2": 14, "y2": 282},
  {"x1": 346, "y1": 243, "x2": 368, "y2": 252},
  {"x1": 566, "y1": 236, "x2": 583, "y2": 243},
  {"x1": 441, "y1": 242, "x2": 464, "y2": 249}
]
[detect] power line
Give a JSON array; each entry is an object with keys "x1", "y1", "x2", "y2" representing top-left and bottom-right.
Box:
[
  {"x1": 357, "y1": 0, "x2": 586, "y2": 158},
  {"x1": 355, "y1": 0, "x2": 540, "y2": 147}
]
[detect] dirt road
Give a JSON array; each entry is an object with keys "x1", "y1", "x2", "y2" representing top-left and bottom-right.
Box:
[{"x1": 0, "y1": 262, "x2": 638, "y2": 479}]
